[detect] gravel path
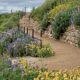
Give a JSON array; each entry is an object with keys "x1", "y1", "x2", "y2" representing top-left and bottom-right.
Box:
[
  {"x1": 24, "y1": 31, "x2": 80, "y2": 70},
  {"x1": 16, "y1": 15, "x2": 80, "y2": 70}
]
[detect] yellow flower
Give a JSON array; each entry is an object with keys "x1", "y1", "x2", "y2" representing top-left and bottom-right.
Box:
[
  {"x1": 34, "y1": 78, "x2": 39, "y2": 80},
  {"x1": 64, "y1": 78, "x2": 69, "y2": 80},
  {"x1": 54, "y1": 76, "x2": 60, "y2": 80},
  {"x1": 19, "y1": 58, "x2": 28, "y2": 69},
  {"x1": 77, "y1": 77, "x2": 80, "y2": 80},
  {"x1": 63, "y1": 73, "x2": 68, "y2": 78},
  {"x1": 45, "y1": 71, "x2": 49, "y2": 79}
]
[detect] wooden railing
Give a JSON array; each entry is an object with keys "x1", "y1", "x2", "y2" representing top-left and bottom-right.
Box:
[{"x1": 18, "y1": 26, "x2": 43, "y2": 48}]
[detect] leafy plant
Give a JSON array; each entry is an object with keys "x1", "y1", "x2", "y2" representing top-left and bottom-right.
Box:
[
  {"x1": 26, "y1": 44, "x2": 54, "y2": 57},
  {"x1": 0, "y1": 12, "x2": 22, "y2": 32},
  {"x1": 31, "y1": 0, "x2": 58, "y2": 21},
  {"x1": 40, "y1": 13, "x2": 49, "y2": 31},
  {"x1": 74, "y1": 12, "x2": 80, "y2": 28},
  {"x1": 48, "y1": 4, "x2": 70, "y2": 22},
  {"x1": 16, "y1": 43, "x2": 26, "y2": 57},
  {"x1": 52, "y1": 11, "x2": 71, "y2": 39},
  {"x1": 0, "y1": 55, "x2": 80, "y2": 80},
  {"x1": 38, "y1": 45, "x2": 53, "y2": 57}
]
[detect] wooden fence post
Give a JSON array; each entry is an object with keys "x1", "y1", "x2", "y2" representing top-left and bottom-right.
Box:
[
  {"x1": 24, "y1": 27, "x2": 25, "y2": 34},
  {"x1": 40, "y1": 30, "x2": 43, "y2": 37},
  {"x1": 40, "y1": 40, "x2": 42, "y2": 48},
  {"x1": 27, "y1": 27, "x2": 28, "y2": 34},
  {"x1": 32, "y1": 29, "x2": 34, "y2": 38}
]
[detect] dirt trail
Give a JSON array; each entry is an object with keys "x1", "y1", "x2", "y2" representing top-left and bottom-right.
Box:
[{"x1": 18, "y1": 15, "x2": 80, "y2": 70}]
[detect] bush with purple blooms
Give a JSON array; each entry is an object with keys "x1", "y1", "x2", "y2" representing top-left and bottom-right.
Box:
[
  {"x1": 0, "y1": 28, "x2": 43, "y2": 57},
  {"x1": 0, "y1": 28, "x2": 25, "y2": 55}
]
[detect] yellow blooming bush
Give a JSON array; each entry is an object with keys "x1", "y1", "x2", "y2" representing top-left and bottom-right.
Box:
[
  {"x1": 19, "y1": 58, "x2": 28, "y2": 71},
  {"x1": 17, "y1": 58, "x2": 80, "y2": 80},
  {"x1": 34, "y1": 68, "x2": 80, "y2": 80},
  {"x1": 25, "y1": 44, "x2": 54, "y2": 57},
  {"x1": 0, "y1": 56, "x2": 80, "y2": 80},
  {"x1": 48, "y1": 4, "x2": 70, "y2": 22}
]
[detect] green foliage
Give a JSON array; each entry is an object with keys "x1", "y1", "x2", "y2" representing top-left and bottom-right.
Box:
[
  {"x1": 0, "y1": 55, "x2": 80, "y2": 80},
  {"x1": 48, "y1": 0, "x2": 80, "y2": 22},
  {"x1": 1, "y1": 55, "x2": 26, "y2": 79},
  {"x1": 40, "y1": 13, "x2": 49, "y2": 31},
  {"x1": 0, "y1": 43, "x2": 4, "y2": 55},
  {"x1": 48, "y1": 4, "x2": 70, "y2": 22},
  {"x1": 16, "y1": 43, "x2": 26, "y2": 57},
  {"x1": 52, "y1": 11, "x2": 71, "y2": 39},
  {"x1": 0, "y1": 36, "x2": 10, "y2": 55},
  {"x1": 0, "y1": 12, "x2": 22, "y2": 32},
  {"x1": 9, "y1": 43, "x2": 26, "y2": 57},
  {"x1": 31, "y1": 0, "x2": 80, "y2": 33},
  {"x1": 26, "y1": 69, "x2": 39, "y2": 80},
  {"x1": 51, "y1": 6, "x2": 80, "y2": 39},
  {"x1": 31, "y1": 0, "x2": 76, "y2": 22},
  {"x1": 38, "y1": 45, "x2": 53, "y2": 57},
  {"x1": 26, "y1": 44, "x2": 54, "y2": 58},
  {"x1": 74, "y1": 13, "x2": 80, "y2": 27},
  {"x1": 31, "y1": 0, "x2": 57, "y2": 21}
]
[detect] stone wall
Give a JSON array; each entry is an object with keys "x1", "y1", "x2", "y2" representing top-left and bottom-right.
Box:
[{"x1": 61, "y1": 26, "x2": 80, "y2": 47}]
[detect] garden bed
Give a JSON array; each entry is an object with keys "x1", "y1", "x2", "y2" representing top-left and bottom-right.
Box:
[
  {"x1": 0, "y1": 56, "x2": 80, "y2": 80},
  {"x1": 0, "y1": 28, "x2": 54, "y2": 57}
]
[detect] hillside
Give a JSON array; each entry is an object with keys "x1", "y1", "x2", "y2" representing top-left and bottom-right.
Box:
[
  {"x1": 0, "y1": 0, "x2": 80, "y2": 79},
  {"x1": 31, "y1": 0, "x2": 80, "y2": 47},
  {"x1": 0, "y1": 12, "x2": 23, "y2": 32}
]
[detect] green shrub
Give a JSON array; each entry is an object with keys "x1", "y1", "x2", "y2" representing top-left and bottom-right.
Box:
[
  {"x1": 0, "y1": 55, "x2": 80, "y2": 80},
  {"x1": 0, "y1": 12, "x2": 22, "y2": 32},
  {"x1": 31, "y1": 0, "x2": 80, "y2": 33},
  {"x1": 52, "y1": 11, "x2": 71, "y2": 39},
  {"x1": 40, "y1": 14, "x2": 49, "y2": 31},
  {"x1": 26, "y1": 69, "x2": 39, "y2": 80},
  {"x1": 74, "y1": 12, "x2": 80, "y2": 28},
  {"x1": 26, "y1": 44, "x2": 54, "y2": 58},
  {"x1": 0, "y1": 43, "x2": 4, "y2": 55},
  {"x1": 0, "y1": 37, "x2": 10, "y2": 55},
  {"x1": 26, "y1": 44, "x2": 38, "y2": 57},
  {"x1": 31, "y1": 0, "x2": 58, "y2": 21},
  {"x1": 48, "y1": 4, "x2": 70, "y2": 22},
  {"x1": 10, "y1": 43, "x2": 26, "y2": 57},
  {"x1": 37, "y1": 45, "x2": 53, "y2": 57},
  {"x1": 31, "y1": 0, "x2": 76, "y2": 22}
]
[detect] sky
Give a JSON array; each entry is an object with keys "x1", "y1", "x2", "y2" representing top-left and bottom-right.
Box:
[{"x1": 0, "y1": 0, "x2": 45, "y2": 13}]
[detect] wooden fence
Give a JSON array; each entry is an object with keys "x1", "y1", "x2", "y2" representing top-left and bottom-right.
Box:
[{"x1": 18, "y1": 26, "x2": 43, "y2": 48}]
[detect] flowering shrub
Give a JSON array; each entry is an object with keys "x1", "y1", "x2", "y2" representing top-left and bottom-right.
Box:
[
  {"x1": 10, "y1": 58, "x2": 80, "y2": 80},
  {"x1": 0, "y1": 56, "x2": 80, "y2": 80},
  {"x1": 19, "y1": 58, "x2": 28, "y2": 71},
  {"x1": 0, "y1": 28, "x2": 47, "y2": 57},
  {"x1": 31, "y1": 0, "x2": 74, "y2": 22},
  {"x1": 52, "y1": 11, "x2": 71, "y2": 39},
  {"x1": 48, "y1": 4, "x2": 69, "y2": 22},
  {"x1": 0, "y1": 28, "x2": 24, "y2": 55},
  {"x1": 34, "y1": 68, "x2": 80, "y2": 80},
  {"x1": 26, "y1": 44, "x2": 54, "y2": 57}
]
